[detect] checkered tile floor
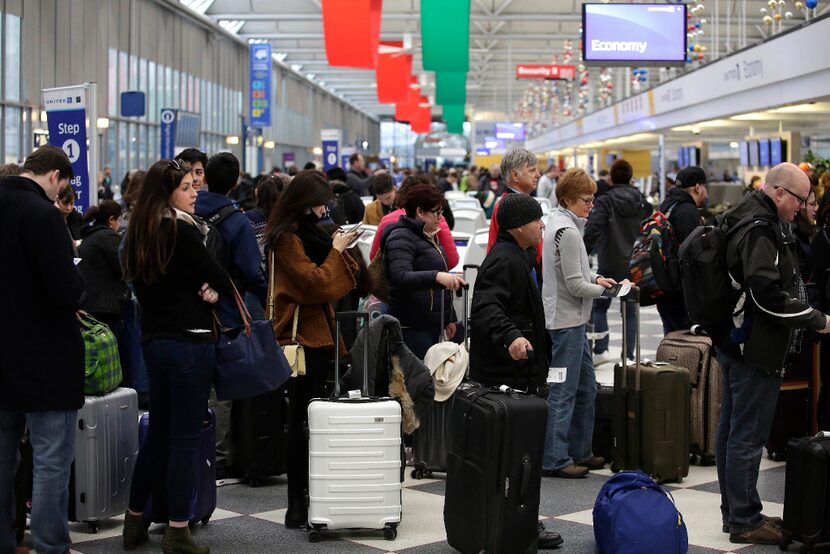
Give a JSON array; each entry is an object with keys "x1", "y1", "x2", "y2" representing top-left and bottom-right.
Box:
[{"x1": 23, "y1": 303, "x2": 791, "y2": 553}]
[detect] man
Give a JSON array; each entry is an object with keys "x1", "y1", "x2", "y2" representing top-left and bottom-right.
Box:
[
  {"x1": 437, "y1": 170, "x2": 459, "y2": 193},
  {"x1": 584, "y1": 159, "x2": 652, "y2": 363},
  {"x1": 536, "y1": 164, "x2": 560, "y2": 205},
  {"x1": 478, "y1": 164, "x2": 505, "y2": 195},
  {"x1": 327, "y1": 167, "x2": 365, "y2": 225},
  {"x1": 363, "y1": 172, "x2": 396, "y2": 225},
  {"x1": 595, "y1": 169, "x2": 611, "y2": 197},
  {"x1": 486, "y1": 149, "x2": 542, "y2": 262},
  {"x1": 469, "y1": 193, "x2": 562, "y2": 550},
  {"x1": 0, "y1": 145, "x2": 86, "y2": 554},
  {"x1": 656, "y1": 166, "x2": 708, "y2": 333},
  {"x1": 176, "y1": 147, "x2": 208, "y2": 192},
  {"x1": 713, "y1": 162, "x2": 830, "y2": 545},
  {"x1": 195, "y1": 153, "x2": 268, "y2": 479},
  {"x1": 346, "y1": 153, "x2": 374, "y2": 196},
  {"x1": 460, "y1": 165, "x2": 478, "y2": 192}
]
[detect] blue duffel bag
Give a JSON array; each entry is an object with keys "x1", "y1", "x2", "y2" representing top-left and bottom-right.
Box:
[{"x1": 593, "y1": 470, "x2": 688, "y2": 554}]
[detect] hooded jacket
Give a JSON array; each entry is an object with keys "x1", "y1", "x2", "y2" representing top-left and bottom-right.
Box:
[
  {"x1": 469, "y1": 232, "x2": 551, "y2": 390},
  {"x1": 660, "y1": 186, "x2": 702, "y2": 244},
  {"x1": 713, "y1": 191, "x2": 825, "y2": 374},
  {"x1": 330, "y1": 180, "x2": 366, "y2": 225},
  {"x1": 78, "y1": 224, "x2": 130, "y2": 317},
  {"x1": 584, "y1": 183, "x2": 653, "y2": 276}
]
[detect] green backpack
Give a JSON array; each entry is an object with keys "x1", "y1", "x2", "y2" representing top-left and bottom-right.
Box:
[{"x1": 79, "y1": 315, "x2": 123, "y2": 395}]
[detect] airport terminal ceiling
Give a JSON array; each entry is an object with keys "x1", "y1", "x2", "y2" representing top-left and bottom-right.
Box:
[{"x1": 179, "y1": 0, "x2": 819, "y2": 133}]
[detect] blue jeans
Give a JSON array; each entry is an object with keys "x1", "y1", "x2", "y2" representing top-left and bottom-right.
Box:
[
  {"x1": 544, "y1": 325, "x2": 598, "y2": 470},
  {"x1": 715, "y1": 352, "x2": 782, "y2": 533},
  {"x1": 591, "y1": 296, "x2": 636, "y2": 359},
  {"x1": 128, "y1": 339, "x2": 214, "y2": 522},
  {"x1": 0, "y1": 410, "x2": 76, "y2": 554},
  {"x1": 402, "y1": 327, "x2": 440, "y2": 360}
]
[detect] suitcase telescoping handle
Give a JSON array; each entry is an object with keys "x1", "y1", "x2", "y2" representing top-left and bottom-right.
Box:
[
  {"x1": 462, "y1": 264, "x2": 479, "y2": 348},
  {"x1": 334, "y1": 311, "x2": 370, "y2": 397},
  {"x1": 620, "y1": 285, "x2": 642, "y2": 391}
]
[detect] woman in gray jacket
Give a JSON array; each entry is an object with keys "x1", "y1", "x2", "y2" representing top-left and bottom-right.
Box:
[{"x1": 541, "y1": 169, "x2": 626, "y2": 479}]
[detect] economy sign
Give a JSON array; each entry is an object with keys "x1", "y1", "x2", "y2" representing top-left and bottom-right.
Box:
[
  {"x1": 43, "y1": 85, "x2": 92, "y2": 213},
  {"x1": 582, "y1": 3, "x2": 687, "y2": 67},
  {"x1": 250, "y1": 43, "x2": 272, "y2": 127},
  {"x1": 515, "y1": 64, "x2": 576, "y2": 80}
]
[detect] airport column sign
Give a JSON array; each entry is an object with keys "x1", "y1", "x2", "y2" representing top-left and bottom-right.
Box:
[
  {"x1": 250, "y1": 43, "x2": 272, "y2": 128},
  {"x1": 321, "y1": 129, "x2": 340, "y2": 172},
  {"x1": 43, "y1": 85, "x2": 92, "y2": 213},
  {"x1": 160, "y1": 108, "x2": 177, "y2": 159}
]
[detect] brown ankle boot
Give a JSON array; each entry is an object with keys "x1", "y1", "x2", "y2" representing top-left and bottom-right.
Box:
[
  {"x1": 161, "y1": 526, "x2": 210, "y2": 554},
  {"x1": 122, "y1": 511, "x2": 149, "y2": 551}
]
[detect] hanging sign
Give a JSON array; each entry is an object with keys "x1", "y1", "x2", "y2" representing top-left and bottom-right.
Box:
[
  {"x1": 321, "y1": 129, "x2": 341, "y2": 172},
  {"x1": 250, "y1": 43, "x2": 272, "y2": 127},
  {"x1": 515, "y1": 64, "x2": 577, "y2": 80},
  {"x1": 43, "y1": 85, "x2": 91, "y2": 213}
]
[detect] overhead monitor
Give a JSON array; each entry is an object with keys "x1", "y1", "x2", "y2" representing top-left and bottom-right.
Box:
[
  {"x1": 688, "y1": 147, "x2": 698, "y2": 167},
  {"x1": 739, "y1": 141, "x2": 749, "y2": 166},
  {"x1": 582, "y1": 3, "x2": 688, "y2": 67},
  {"x1": 748, "y1": 140, "x2": 760, "y2": 167},
  {"x1": 758, "y1": 138, "x2": 770, "y2": 166},
  {"x1": 770, "y1": 137, "x2": 786, "y2": 166},
  {"x1": 677, "y1": 147, "x2": 686, "y2": 168},
  {"x1": 495, "y1": 122, "x2": 526, "y2": 140}
]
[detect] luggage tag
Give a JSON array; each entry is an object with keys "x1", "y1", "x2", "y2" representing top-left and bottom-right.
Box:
[{"x1": 547, "y1": 367, "x2": 567, "y2": 384}]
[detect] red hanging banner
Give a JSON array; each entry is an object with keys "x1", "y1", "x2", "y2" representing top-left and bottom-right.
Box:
[
  {"x1": 376, "y1": 42, "x2": 412, "y2": 103},
  {"x1": 394, "y1": 79, "x2": 421, "y2": 122},
  {"x1": 322, "y1": 0, "x2": 383, "y2": 69},
  {"x1": 411, "y1": 102, "x2": 432, "y2": 134}
]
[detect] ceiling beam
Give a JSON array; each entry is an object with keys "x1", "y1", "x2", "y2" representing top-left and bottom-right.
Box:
[
  {"x1": 241, "y1": 33, "x2": 581, "y2": 41},
  {"x1": 211, "y1": 13, "x2": 581, "y2": 22}
]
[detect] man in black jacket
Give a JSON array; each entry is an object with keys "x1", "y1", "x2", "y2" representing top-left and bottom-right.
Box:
[
  {"x1": 469, "y1": 193, "x2": 562, "y2": 550},
  {"x1": 656, "y1": 166, "x2": 708, "y2": 333},
  {"x1": 0, "y1": 145, "x2": 86, "y2": 554},
  {"x1": 346, "y1": 153, "x2": 374, "y2": 196},
  {"x1": 714, "y1": 163, "x2": 830, "y2": 545},
  {"x1": 584, "y1": 159, "x2": 653, "y2": 363}
]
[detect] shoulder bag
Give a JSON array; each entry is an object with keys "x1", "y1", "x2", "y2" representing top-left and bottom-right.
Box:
[{"x1": 268, "y1": 251, "x2": 306, "y2": 377}]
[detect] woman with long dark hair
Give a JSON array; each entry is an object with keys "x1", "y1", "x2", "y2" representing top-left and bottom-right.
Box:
[
  {"x1": 121, "y1": 159, "x2": 231, "y2": 554},
  {"x1": 266, "y1": 169, "x2": 360, "y2": 529}
]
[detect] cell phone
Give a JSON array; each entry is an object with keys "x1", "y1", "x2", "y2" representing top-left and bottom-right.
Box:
[{"x1": 346, "y1": 230, "x2": 365, "y2": 249}]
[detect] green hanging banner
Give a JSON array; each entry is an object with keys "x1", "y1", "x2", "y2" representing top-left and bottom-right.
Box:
[
  {"x1": 435, "y1": 72, "x2": 467, "y2": 106},
  {"x1": 442, "y1": 104, "x2": 465, "y2": 134},
  {"x1": 421, "y1": 0, "x2": 470, "y2": 72}
]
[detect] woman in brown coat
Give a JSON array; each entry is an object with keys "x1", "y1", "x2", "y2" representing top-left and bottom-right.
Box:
[{"x1": 266, "y1": 169, "x2": 361, "y2": 529}]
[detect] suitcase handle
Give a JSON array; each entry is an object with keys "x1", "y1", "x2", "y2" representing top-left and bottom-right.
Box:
[
  {"x1": 334, "y1": 311, "x2": 370, "y2": 397},
  {"x1": 519, "y1": 456, "x2": 531, "y2": 502},
  {"x1": 620, "y1": 285, "x2": 642, "y2": 391}
]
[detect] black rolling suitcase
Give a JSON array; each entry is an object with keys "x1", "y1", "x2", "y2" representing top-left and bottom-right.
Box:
[
  {"x1": 231, "y1": 387, "x2": 289, "y2": 486},
  {"x1": 593, "y1": 383, "x2": 614, "y2": 462},
  {"x1": 444, "y1": 381, "x2": 548, "y2": 554},
  {"x1": 780, "y1": 432, "x2": 830, "y2": 552}
]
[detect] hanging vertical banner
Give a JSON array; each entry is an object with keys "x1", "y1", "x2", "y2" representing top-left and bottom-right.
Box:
[
  {"x1": 376, "y1": 42, "x2": 412, "y2": 103},
  {"x1": 250, "y1": 43, "x2": 272, "y2": 127},
  {"x1": 321, "y1": 129, "x2": 341, "y2": 172},
  {"x1": 421, "y1": 0, "x2": 470, "y2": 72},
  {"x1": 160, "y1": 108, "x2": 178, "y2": 159},
  {"x1": 322, "y1": 0, "x2": 383, "y2": 69},
  {"x1": 43, "y1": 85, "x2": 92, "y2": 213}
]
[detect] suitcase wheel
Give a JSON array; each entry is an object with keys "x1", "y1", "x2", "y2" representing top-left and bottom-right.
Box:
[
  {"x1": 248, "y1": 477, "x2": 262, "y2": 488},
  {"x1": 384, "y1": 527, "x2": 397, "y2": 541},
  {"x1": 308, "y1": 529, "x2": 322, "y2": 543},
  {"x1": 411, "y1": 468, "x2": 426, "y2": 480},
  {"x1": 86, "y1": 521, "x2": 98, "y2": 534},
  {"x1": 200, "y1": 516, "x2": 210, "y2": 526},
  {"x1": 610, "y1": 461, "x2": 620, "y2": 473},
  {"x1": 778, "y1": 540, "x2": 790, "y2": 551}
]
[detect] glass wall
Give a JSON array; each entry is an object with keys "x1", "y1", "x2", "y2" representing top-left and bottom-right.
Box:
[{"x1": 380, "y1": 121, "x2": 417, "y2": 168}]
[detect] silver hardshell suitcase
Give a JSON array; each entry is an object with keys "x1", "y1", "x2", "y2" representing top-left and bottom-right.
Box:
[
  {"x1": 307, "y1": 311, "x2": 403, "y2": 543},
  {"x1": 70, "y1": 387, "x2": 139, "y2": 532}
]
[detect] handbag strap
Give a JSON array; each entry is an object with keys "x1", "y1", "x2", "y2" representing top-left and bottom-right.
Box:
[
  {"x1": 290, "y1": 305, "x2": 299, "y2": 342},
  {"x1": 212, "y1": 281, "x2": 253, "y2": 336},
  {"x1": 267, "y1": 250, "x2": 277, "y2": 322}
]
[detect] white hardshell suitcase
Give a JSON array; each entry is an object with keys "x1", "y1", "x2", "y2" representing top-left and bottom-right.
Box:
[
  {"x1": 307, "y1": 311, "x2": 403, "y2": 542},
  {"x1": 70, "y1": 387, "x2": 139, "y2": 532}
]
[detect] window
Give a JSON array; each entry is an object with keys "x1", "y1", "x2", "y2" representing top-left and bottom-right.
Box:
[
  {"x1": 4, "y1": 106, "x2": 19, "y2": 163},
  {"x1": 108, "y1": 49, "x2": 118, "y2": 117},
  {"x1": 148, "y1": 61, "x2": 157, "y2": 121},
  {"x1": 4, "y1": 14, "x2": 19, "y2": 101}
]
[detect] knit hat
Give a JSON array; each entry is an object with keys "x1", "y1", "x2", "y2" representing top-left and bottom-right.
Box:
[
  {"x1": 497, "y1": 193, "x2": 543, "y2": 230},
  {"x1": 675, "y1": 166, "x2": 707, "y2": 189}
]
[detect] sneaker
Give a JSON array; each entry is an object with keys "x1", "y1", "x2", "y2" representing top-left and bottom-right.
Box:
[
  {"x1": 576, "y1": 456, "x2": 606, "y2": 470},
  {"x1": 722, "y1": 514, "x2": 782, "y2": 534},
  {"x1": 593, "y1": 351, "x2": 615, "y2": 366},
  {"x1": 542, "y1": 464, "x2": 589, "y2": 479},
  {"x1": 537, "y1": 521, "x2": 564, "y2": 550},
  {"x1": 729, "y1": 520, "x2": 783, "y2": 544}
]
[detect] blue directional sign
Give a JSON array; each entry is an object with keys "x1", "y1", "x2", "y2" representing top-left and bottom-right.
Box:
[{"x1": 250, "y1": 44, "x2": 272, "y2": 127}]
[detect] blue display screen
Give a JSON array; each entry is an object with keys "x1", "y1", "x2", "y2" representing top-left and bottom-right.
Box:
[{"x1": 758, "y1": 138, "x2": 770, "y2": 166}]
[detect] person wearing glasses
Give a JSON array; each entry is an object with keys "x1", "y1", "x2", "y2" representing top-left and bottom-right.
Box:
[
  {"x1": 541, "y1": 169, "x2": 623, "y2": 479},
  {"x1": 382, "y1": 183, "x2": 466, "y2": 359},
  {"x1": 792, "y1": 186, "x2": 818, "y2": 281},
  {"x1": 121, "y1": 159, "x2": 232, "y2": 554},
  {"x1": 655, "y1": 166, "x2": 709, "y2": 333},
  {"x1": 711, "y1": 162, "x2": 830, "y2": 545}
]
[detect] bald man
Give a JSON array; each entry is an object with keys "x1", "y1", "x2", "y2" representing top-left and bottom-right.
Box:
[{"x1": 712, "y1": 162, "x2": 830, "y2": 545}]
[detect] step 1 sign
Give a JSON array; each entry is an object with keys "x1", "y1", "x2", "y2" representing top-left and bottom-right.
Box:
[
  {"x1": 43, "y1": 85, "x2": 91, "y2": 213},
  {"x1": 321, "y1": 129, "x2": 340, "y2": 172}
]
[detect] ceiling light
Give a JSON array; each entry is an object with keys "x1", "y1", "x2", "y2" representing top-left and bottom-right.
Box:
[
  {"x1": 312, "y1": 147, "x2": 323, "y2": 155},
  {"x1": 264, "y1": 141, "x2": 276, "y2": 149},
  {"x1": 730, "y1": 112, "x2": 778, "y2": 121},
  {"x1": 291, "y1": 64, "x2": 303, "y2": 72},
  {"x1": 248, "y1": 38, "x2": 268, "y2": 44},
  {"x1": 179, "y1": 0, "x2": 215, "y2": 15},
  {"x1": 730, "y1": 141, "x2": 739, "y2": 148},
  {"x1": 218, "y1": 20, "x2": 244, "y2": 34},
  {"x1": 225, "y1": 135, "x2": 240, "y2": 145},
  {"x1": 767, "y1": 102, "x2": 830, "y2": 114},
  {"x1": 307, "y1": 73, "x2": 316, "y2": 80},
  {"x1": 96, "y1": 117, "x2": 110, "y2": 129},
  {"x1": 273, "y1": 52, "x2": 288, "y2": 62}
]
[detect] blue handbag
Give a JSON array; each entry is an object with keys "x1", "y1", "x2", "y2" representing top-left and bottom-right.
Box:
[
  {"x1": 593, "y1": 470, "x2": 688, "y2": 554},
  {"x1": 213, "y1": 284, "x2": 291, "y2": 401}
]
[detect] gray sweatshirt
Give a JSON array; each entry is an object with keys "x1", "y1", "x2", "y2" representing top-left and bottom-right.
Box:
[{"x1": 542, "y1": 206, "x2": 606, "y2": 330}]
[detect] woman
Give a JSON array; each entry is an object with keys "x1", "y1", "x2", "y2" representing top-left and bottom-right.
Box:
[
  {"x1": 266, "y1": 169, "x2": 361, "y2": 529},
  {"x1": 369, "y1": 175, "x2": 459, "y2": 269},
  {"x1": 793, "y1": 187, "x2": 818, "y2": 281},
  {"x1": 56, "y1": 185, "x2": 83, "y2": 241},
  {"x1": 78, "y1": 200, "x2": 129, "y2": 337},
  {"x1": 119, "y1": 170, "x2": 147, "y2": 232},
  {"x1": 121, "y1": 159, "x2": 232, "y2": 554},
  {"x1": 383, "y1": 183, "x2": 465, "y2": 359},
  {"x1": 541, "y1": 168, "x2": 620, "y2": 479}
]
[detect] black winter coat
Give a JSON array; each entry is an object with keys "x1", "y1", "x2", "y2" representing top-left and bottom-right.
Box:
[
  {"x1": 469, "y1": 233, "x2": 551, "y2": 390},
  {"x1": 383, "y1": 216, "x2": 454, "y2": 330},
  {"x1": 331, "y1": 181, "x2": 366, "y2": 225},
  {"x1": 0, "y1": 176, "x2": 86, "y2": 412},
  {"x1": 661, "y1": 187, "x2": 702, "y2": 244},
  {"x1": 78, "y1": 224, "x2": 130, "y2": 318}
]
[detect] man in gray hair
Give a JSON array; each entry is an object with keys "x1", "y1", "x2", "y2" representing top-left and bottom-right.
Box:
[{"x1": 486, "y1": 149, "x2": 542, "y2": 258}]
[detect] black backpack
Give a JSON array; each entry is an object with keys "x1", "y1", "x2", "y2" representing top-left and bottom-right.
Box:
[
  {"x1": 678, "y1": 214, "x2": 774, "y2": 328},
  {"x1": 203, "y1": 204, "x2": 239, "y2": 268}
]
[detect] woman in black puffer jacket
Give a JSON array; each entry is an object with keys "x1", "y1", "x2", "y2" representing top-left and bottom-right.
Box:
[{"x1": 381, "y1": 184, "x2": 465, "y2": 359}]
